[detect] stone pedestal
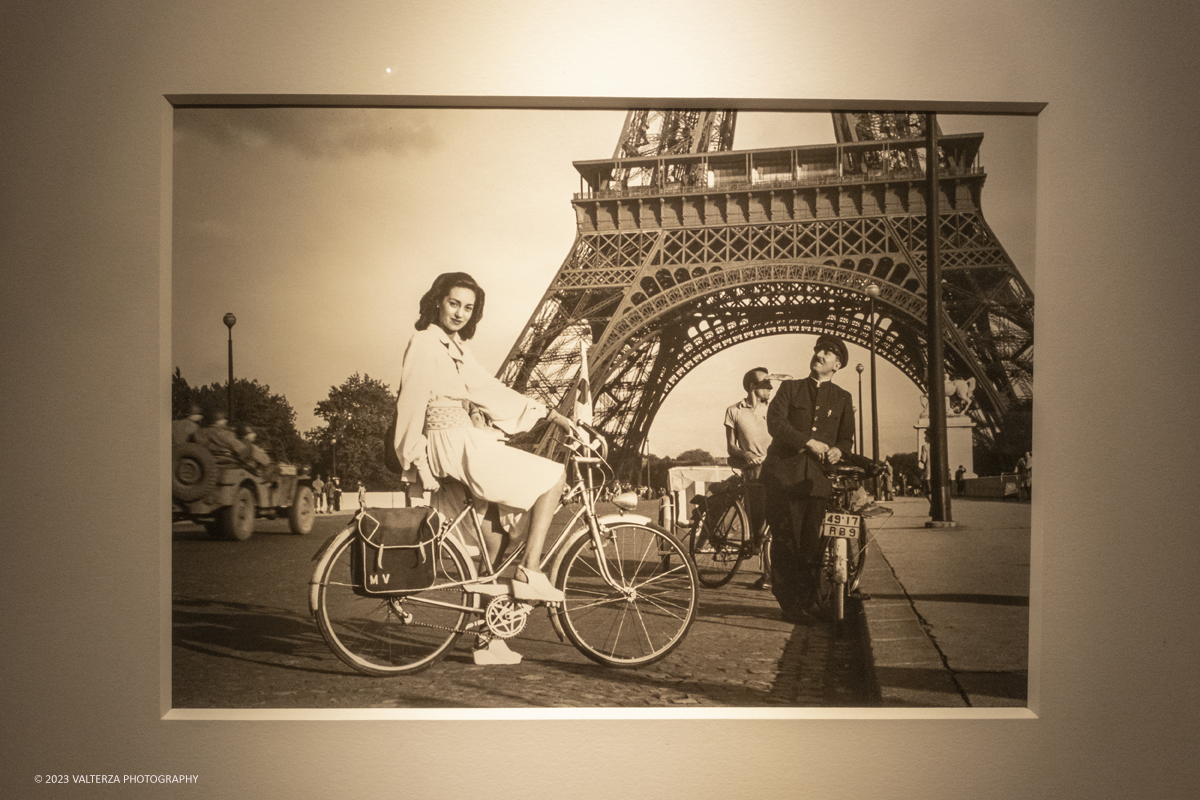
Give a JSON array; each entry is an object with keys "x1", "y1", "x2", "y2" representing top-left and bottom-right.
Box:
[{"x1": 915, "y1": 415, "x2": 976, "y2": 478}]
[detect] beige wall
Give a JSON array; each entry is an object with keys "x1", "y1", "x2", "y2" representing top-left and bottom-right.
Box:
[{"x1": 3, "y1": 1, "x2": 1198, "y2": 797}]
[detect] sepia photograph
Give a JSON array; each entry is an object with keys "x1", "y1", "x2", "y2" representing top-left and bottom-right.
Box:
[{"x1": 170, "y1": 104, "x2": 1035, "y2": 712}]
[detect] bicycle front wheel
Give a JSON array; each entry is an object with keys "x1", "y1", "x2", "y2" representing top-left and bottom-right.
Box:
[
  {"x1": 314, "y1": 535, "x2": 477, "y2": 676},
  {"x1": 556, "y1": 523, "x2": 698, "y2": 668},
  {"x1": 813, "y1": 538, "x2": 846, "y2": 624},
  {"x1": 692, "y1": 500, "x2": 748, "y2": 588}
]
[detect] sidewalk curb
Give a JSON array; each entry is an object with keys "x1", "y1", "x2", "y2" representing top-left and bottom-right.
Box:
[{"x1": 859, "y1": 548, "x2": 968, "y2": 707}]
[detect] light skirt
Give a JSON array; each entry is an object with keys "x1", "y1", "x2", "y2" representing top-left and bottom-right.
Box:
[{"x1": 427, "y1": 425, "x2": 564, "y2": 522}]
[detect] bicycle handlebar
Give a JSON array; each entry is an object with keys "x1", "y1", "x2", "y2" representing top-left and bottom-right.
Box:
[
  {"x1": 824, "y1": 452, "x2": 885, "y2": 477},
  {"x1": 568, "y1": 421, "x2": 608, "y2": 463}
]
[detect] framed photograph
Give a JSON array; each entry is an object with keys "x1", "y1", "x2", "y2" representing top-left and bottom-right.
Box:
[{"x1": 168, "y1": 100, "x2": 1038, "y2": 718}]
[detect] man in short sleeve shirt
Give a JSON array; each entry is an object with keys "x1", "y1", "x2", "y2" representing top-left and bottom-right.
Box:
[
  {"x1": 725, "y1": 367, "x2": 774, "y2": 480},
  {"x1": 760, "y1": 335, "x2": 856, "y2": 622},
  {"x1": 725, "y1": 367, "x2": 779, "y2": 589}
]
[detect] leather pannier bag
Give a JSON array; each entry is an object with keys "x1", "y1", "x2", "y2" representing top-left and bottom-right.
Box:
[{"x1": 351, "y1": 507, "x2": 440, "y2": 597}]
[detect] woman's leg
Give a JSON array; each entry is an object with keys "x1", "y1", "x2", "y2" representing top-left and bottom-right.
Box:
[{"x1": 520, "y1": 470, "x2": 567, "y2": 571}]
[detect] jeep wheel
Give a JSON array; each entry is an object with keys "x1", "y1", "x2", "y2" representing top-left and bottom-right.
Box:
[
  {"x1": 288, "y1": 485, "x2": 315, "y2": 535},
  {"x1": 173, "y1": 442, "x2": 218, "y2": 502},
  {"x1": 218, "y1": 486, "x2": 256, "y2": 541}
]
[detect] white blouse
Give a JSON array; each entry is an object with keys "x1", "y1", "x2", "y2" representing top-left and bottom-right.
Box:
[{"x1": 392, "y1": 326, "x2": 547, "y2": 475}]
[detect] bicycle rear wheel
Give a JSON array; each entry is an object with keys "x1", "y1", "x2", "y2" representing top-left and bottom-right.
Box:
[
  {"x1": 757, "y1": 523, "x2": 772, "y2": 580},
  {"x1": 314, "y1": 535, "x2": 477, "y2": 676},
  {"x1": 556, "y1": 523, "x2": 698, "y2": 667},
  {"x1": 691, "y1": 499, "x2": 748, "y2": 588}
]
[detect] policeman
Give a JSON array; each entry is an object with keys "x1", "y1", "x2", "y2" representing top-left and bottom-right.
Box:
[{"x1": 760, "y1": 334, "x2": 856, "y2": 623}]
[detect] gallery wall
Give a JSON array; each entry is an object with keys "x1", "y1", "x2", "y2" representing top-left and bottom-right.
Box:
[{"x1": 2, "y1": 1, "x2": 1197, "y2": 797}]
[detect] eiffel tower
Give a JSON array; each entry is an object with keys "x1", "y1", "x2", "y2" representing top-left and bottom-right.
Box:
[{"x1": 498, "y1": 110, "x2": 1033, "y2": 477}]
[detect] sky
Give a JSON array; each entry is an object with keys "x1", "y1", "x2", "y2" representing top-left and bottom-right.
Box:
[{"x1": 172, "y1": 107, "x2": 1036, "y2": 461}]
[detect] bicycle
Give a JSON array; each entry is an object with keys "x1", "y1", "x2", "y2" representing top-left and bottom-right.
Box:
[
  {"x1": 684, "y1": 473, "x2": 772, "y2": 589},
  {"x1": 812, "y1": 463, "x2": 892, "y2": 634},
  {"x1": 308, "y1": 423, "x2": 700, "y2": 675}
]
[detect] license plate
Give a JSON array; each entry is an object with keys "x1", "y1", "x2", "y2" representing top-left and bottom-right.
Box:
[{"x1": 821, "y1": 512, "x2": 860, "y2": 539}]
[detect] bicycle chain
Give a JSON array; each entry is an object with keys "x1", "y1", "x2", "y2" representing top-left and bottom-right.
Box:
[{"x1": 384, "y1": 586, "x2": 556, "y2": 637}]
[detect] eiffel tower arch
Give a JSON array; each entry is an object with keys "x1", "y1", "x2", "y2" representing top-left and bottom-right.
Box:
[{"x1": 499, "y1": 111, "x2": 1033, "y2": 477}]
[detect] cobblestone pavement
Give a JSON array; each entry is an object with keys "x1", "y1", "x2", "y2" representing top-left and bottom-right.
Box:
[{"x1": 172, "y1": 507, "x2": 873, "y2": 709}]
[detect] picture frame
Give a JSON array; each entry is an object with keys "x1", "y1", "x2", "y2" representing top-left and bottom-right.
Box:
[{"x1": 166, "y1": 97, "x2": 1040, "y2": 720}]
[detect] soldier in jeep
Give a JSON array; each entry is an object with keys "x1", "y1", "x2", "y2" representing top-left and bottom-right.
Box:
[
  {"x1": 193, "y1": 410, "x2": 248, "y2": 466},
  {"x1": 172, "y1": 403, "x2": 203, "y2": 448},
  {"x1": 240, "y1": 424, "x2": 279, "y2": 485}
]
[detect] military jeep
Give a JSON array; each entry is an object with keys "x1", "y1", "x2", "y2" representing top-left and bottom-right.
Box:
[{"x1": 172, "y1": 441, "x2": 315, "y2": 540}]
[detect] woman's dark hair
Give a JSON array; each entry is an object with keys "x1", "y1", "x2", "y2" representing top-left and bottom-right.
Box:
[{"x1": 415, "y1": 272, "x2": 486, "y2": 340}]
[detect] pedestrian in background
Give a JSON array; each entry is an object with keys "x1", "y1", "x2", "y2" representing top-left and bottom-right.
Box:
[
  {"x1": 312, "y1": 474, "x2": 325, "y2": 513},
  {"x1": 880, "y1": 459, "x2": 895, "y2": 501},
  {"x1": 1016, "y1": 451, "x2": 1032, "y2": 500},
  {"x1": 918, "y1": 431, "x2": 931, "y2": 498}
]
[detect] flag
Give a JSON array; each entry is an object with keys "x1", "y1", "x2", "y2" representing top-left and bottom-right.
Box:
[{"x1": 573, "y1": 340, "x2": 593, "y2": 425}]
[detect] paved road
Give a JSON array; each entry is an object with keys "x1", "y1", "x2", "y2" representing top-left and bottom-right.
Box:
[{"x1": 172, "y1": 502, "x2": 873, "y2": 709}]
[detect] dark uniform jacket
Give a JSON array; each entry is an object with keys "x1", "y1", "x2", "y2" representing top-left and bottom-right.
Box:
[
  {"x1": 193, "y1": 425, "x2": 249, "y2": 465},
  {"x1": 171, "y1": 418, "x2": 200, "y2": 449},
  {"x1": 761, "y1": 376, "x2": 855, "y2": 497}
]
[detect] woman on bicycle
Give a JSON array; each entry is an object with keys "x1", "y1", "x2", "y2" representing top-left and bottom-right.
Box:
[{"x1": 392, "y1": 272, "x2": 573, "y2": 617}]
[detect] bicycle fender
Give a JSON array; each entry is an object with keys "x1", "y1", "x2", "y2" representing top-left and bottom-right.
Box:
[
  {"x1": 547, "y1": 513, "x2": 659, "y2": 585},
  {"x1": 597, "y1": 512, "x2": 652, "y2": 527},
  {"x1": 308, "y1": 525, "x2": 356, "y2": 616},
  {"x1": 833, "y1": 537, "x2": 849, "y2": 584},
  {"x1": 545, "y1": 513, "x2": 656, "y2": 644}
]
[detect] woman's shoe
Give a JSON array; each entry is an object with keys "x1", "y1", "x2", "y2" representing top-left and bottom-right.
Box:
[
  {"x1": 472, "y1": 637, "x2": 522, "y2": 666},
  {"x1": 511, "y1": 566, "x2": 564, "y2": 604}
]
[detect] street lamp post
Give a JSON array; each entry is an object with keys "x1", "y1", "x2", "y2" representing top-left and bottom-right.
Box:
[
  {"x1": 223, "y1": 313, "x2": 236, "y2": 426},
  {"x1": 332, "y1": 436, "x2": 338, "y2": 482},
  {"x1": 865, "y1": 283, "x2": 881, "y2": 463},
  {"x1": 855, "y1": 363, "x2": 864, "y2": 456},
  {"x1": 925, "y1": 112, "x2": 954, "y2": 525}
]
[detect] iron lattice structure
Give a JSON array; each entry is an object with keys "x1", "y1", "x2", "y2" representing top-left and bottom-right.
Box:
[{"x1": 499, "y1": 110, "x2": 1033, "y2": 476}]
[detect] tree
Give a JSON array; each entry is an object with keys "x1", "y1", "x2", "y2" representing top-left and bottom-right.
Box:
[
  {"x1": 309, "y1": 373, "x2": 402, "y2": 492},
  {"x1": 172, "y1": 368, "x2": 309, "y2": 464},
  {"x1": 674, "y1": 448, "x2": 716, "y2": 465},
  {"x1": 640, "y1": 449, "x2": 717, "y2": 492},
  {"x1": 888, "y1": 451, "x2": 922, "y2": 492}
]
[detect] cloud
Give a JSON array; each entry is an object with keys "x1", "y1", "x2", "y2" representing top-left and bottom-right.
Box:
[{"x1": 175, "y1": 107, "x2": 441, "y2": 159}]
